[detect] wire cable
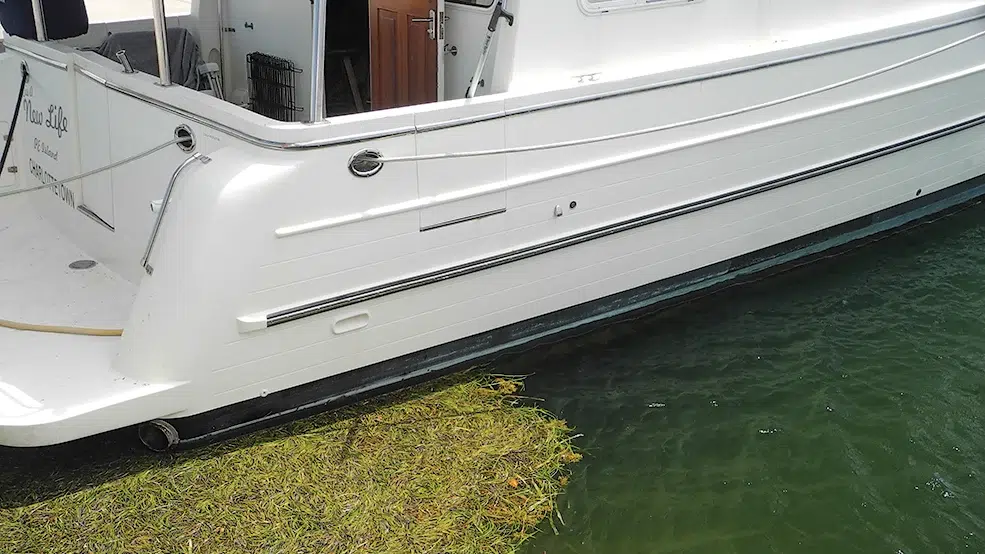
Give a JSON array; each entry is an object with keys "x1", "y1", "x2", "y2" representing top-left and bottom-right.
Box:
[{"x1": 0, "y1": 137, "x2": 184, "y2": 200}]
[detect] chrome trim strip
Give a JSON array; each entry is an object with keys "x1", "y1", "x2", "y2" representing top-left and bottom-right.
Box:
[
  {"x1": 76, "y1": 66, "x2": 108, "y2": 85},
  {"x1": 77, "y1": 205, "x2": 115, "y2": 231},
  {"x1": 287, "y1": 126, "x2": 418, "y2": 149},
  {"x1": 419, "y1": 207, "x2": 507, "y2": 232},
  {"x1": 415, "y1": 110, "x2": 505, "y2": 132},
  {"x1": 261, "y1": 111, "x2": 985, "y2": 328},
  {"x1": 4, "y1": 43, "x2": 68, "y2": 70},
  {"x1": 61, "y1": 9, "x2": 985, "y2": 150}
]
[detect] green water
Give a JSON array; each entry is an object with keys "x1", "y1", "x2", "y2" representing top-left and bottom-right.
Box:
[{"x1": 515, "y1": 201, "x2": 985, "y2": 554}]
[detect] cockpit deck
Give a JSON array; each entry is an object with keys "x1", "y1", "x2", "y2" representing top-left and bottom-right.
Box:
[
  {"x1": 0, "y1": 195, "x2": 184, "y2": 447},
  {"x1": 0, "y1": 196, "x2": 134, "y2": 332}
]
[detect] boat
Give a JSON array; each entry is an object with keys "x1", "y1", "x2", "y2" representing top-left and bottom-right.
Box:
[{"x1": 1, "y1": 0, "x2": 985, "y2": 451}]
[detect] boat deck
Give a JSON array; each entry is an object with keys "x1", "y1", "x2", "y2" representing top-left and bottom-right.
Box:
[
  {"x1": 0, "y1": 198, "x2": 136, "y2": 330},
  {"x1": 0, "y1": 197, "x2": 182, "y2": 447}
]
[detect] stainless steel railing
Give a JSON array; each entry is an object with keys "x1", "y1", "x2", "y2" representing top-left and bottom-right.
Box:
[
  {"x1": 151, "y1": 0, "x2": 173, "y2": 86},
  {"x1": 30, "y1": 0, "x2": 47, "y2": 41}
]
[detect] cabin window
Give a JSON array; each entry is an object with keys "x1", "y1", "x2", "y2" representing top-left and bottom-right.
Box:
[{"x1": 579, "y1": 0, "x2": 699, "y2": 15}]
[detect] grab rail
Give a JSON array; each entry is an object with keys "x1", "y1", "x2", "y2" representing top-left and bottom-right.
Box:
[{"x1": 141, "y1": 152, "x2": 210, "y2": 275}]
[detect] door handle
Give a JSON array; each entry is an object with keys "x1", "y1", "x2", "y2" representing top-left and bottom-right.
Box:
[{"x1": 411, "y1": 9, "x2": 436, "y2": 40}]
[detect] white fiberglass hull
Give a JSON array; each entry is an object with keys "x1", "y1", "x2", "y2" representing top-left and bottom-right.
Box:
[{"x1": 2, "y1": 7, "x2": 985, "y2": 448}]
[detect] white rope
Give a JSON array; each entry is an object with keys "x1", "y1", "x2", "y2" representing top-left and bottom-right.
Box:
[
  {"x1": 0, "y1": 138, "x2": 184, "y2": 200},
  {"x1": 366, "y1": 28, "x2": 985, "y2": 163}
]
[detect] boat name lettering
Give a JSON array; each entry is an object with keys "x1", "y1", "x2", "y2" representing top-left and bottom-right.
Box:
[
  {"x1": 22, "y1": 99, "x2": 70, "y2": 139},
  {"x1": 29, "y1": 158, "x2": 75, "y2": 209},
  {"x1": 34, "y1": 138, "x2": 59, "y2": 161},
  {"x1": 23, "y1": 98, "x2": 44, "y2": 127}
]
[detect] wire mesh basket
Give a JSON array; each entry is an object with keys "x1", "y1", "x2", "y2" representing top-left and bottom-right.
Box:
[{"x1": 246, "y1": 52, "x2": 304, "y2": 122}]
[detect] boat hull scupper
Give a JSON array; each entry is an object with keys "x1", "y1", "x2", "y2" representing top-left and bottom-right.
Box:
[{"x1": 3, "y1": 6, "x2": 985, "y2": 448}]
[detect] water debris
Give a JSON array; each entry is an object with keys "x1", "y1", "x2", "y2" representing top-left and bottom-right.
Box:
[
  {"x1": 0, "y1": 374, "x2": 581, "y2": 554},
  {"x1": 647, "y1": 402, "x2": 666, "y2": 408}
]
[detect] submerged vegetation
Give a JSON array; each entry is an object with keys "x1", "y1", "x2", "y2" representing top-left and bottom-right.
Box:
[{"x1": 0, "y1": 373, "x2": 581, "y2": 554}]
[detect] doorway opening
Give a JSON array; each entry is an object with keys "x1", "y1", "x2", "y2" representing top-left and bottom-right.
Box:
[{"x1": 321, "y1": 0, "x2": 445, "y2": 116}]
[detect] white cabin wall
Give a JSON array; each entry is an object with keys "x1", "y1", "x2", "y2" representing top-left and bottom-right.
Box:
[
  {"x1": 506, "y1": 0, "x2": 767, "y2": 93},
  {"x1": 189, "y1": 0, "x2": 223, "y2": 80},
  {"x1": 219, "y1": 0, "x2": 314, "y2": 115},
  {"x1": 444, "y1": 2, "x2": 510, "y2": 98},
  {"x1": 503, "y1": 0, "x2": 984, "y2": 94}
]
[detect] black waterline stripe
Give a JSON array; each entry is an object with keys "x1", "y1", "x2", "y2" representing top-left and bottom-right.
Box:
[{"x1": 266, "y1": 112, "x2": 985, "y2": 327}]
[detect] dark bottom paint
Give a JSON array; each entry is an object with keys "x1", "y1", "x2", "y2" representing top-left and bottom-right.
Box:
[{"x1": 161, "y1": 170, "x2": 985, "y2": 449}]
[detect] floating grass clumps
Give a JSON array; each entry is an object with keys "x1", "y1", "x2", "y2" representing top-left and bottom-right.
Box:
[{"x1": 0, "y1": 373, "x2": 580, "y2": 554}]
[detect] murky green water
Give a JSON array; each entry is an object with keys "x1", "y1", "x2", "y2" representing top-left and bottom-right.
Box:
[{"x1": 516, "y1": 201, "x2": 985, "y2": 554}]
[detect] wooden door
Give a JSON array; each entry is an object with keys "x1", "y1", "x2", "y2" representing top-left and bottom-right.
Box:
[{"x1": 369, "y1": 0, "x2": 440, "y2": 111}]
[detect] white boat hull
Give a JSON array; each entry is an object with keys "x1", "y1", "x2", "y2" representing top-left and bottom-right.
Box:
[{"x1": 2, "y1": 4, "x2": 985, "y2": 447}]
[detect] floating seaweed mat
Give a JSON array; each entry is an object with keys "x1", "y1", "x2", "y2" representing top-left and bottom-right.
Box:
[{"x1": 0, "y1": 373, "x2": 581, "y2": 554}]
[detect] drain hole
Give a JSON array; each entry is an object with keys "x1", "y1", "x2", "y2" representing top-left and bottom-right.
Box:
[
  {"x1": 915, "y1": 188, "x2": 922, "y2": 197},
  {"x1": 69, "y1": 259, "x2": 97, "y2": 270}
]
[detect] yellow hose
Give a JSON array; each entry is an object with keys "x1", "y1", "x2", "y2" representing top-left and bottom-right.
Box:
[{"x1": 0, "y1": 318, "x2": 123, "y2": 337}]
